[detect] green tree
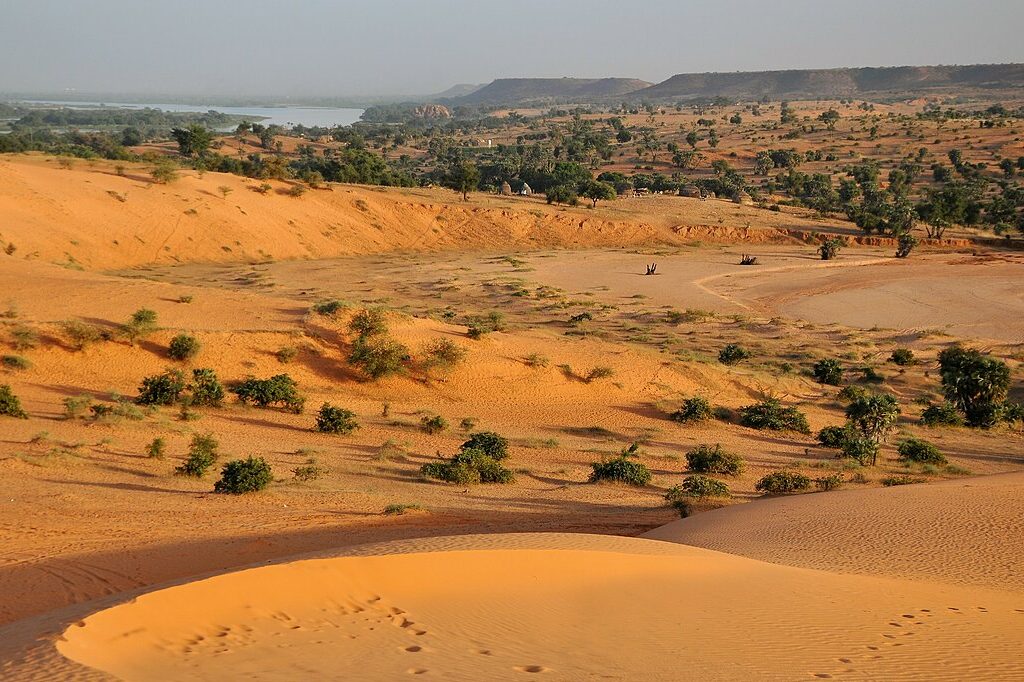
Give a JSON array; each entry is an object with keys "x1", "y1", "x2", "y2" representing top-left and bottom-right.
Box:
[
  {"x1": 580, "y1": 179, "x2": 615, "y2": 208},
  {"x1": 845, "y1": 393, "x2": 900, "y2": 464},
  {"x1": 818, "y1": 109, "x2": 840, "y2": 130},
  {"x1": 445, "y1": 160, "x2": 480, "y2": 201},
  {"x1": 170, "y1": 124, "x2": 213, "y2": 158},
  {"x1": 937, "y1": 346, "x2": 1011, "y2": 427}
]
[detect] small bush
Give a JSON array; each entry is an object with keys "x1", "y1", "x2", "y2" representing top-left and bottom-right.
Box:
[
  {"x1": 61, "y1": 320, "x2": 106, "y2": 351},
  {"x1": 421, "y1": 448, "x2": 514, "y2": 485},
  {"x1": 316, "y1": 403, "x2": 359, "y2": 434},
  {"x1": 312, "y1": 300, "x2": 346, "y2": 316},
  {"x1": 188, "y1": 368, "x2": 224, "y2": 407},
  {"x1": 348, "y1": 335, "x2": 409, "y2": 379},
  {"x1": 293, "y1": 459, "x2": 327, "y2": 481},
  {"x1": 233, "y1": 374, "x2": 305, "y2": 413},
  {"x1": 10, "y1": 325, "x2": 38, "y2": 351},
  {"x1": 137, "y1": 369, "x2": 186, "y2": 406},
  {"x1": 0, "y1": 384, "x2": 28, "y2": 419},
  {"x1": 896, "y1": 437, "x2": 947, "y2": 464},
  {"x1": 817, "y1": 424, "x2": 855, "y2": 449},
  {"x1": 146, "y1": 437, "x2": 166, "y2": 459},
  {"x1": 214, "y1": 457, "x2": 273, "y2": 494},
  {"x1": 90, "y1": 399, "x2": 145, "y2": 422},
  {"x1": 421, "y1": 338, "x2": 466, "y2": 372},
  {"x1": 881, "y1": 474, "x2": 923, "y2": 487},
  {"x1": 814, "y1": 472, "x2": 844, "y2": 491},
  {"x1": 585, "y1": 366, "x2": 615, "y2": 382},
  {"x1": 837, "y1": 385, "x2": 869, "y2": 403},
  {"x1": 168, "y1": 334, "x2": 201, "y2": 361},
  {"x1": 860, "y1": 367, "x2": 884, "y2": 384},
  {"x1": 812, "y1": 358, "x2": 843, "y2": 386},
  {"x1": 122, "y1": 308, "x2": 159, "y2": 345},
  {"x1": 921, "y1": 402, "x2": 964, "y2": 427},
  {"x1": 670, "y1": 396, "x2": 713, "y2": 424},
  {"x1": 2, "y1": 355, "x2": 30, "y2": 370},
  {"x1": 588, "y1": 455, "x2": 652, "y2": 486},
  {"x1": 685, "y1": 444, "x2": 742, "y2": 476},
  {"x1": 63, "y1": 395, "x2": 93, "y2": 419},
  {"x1": 739, "y1": 398, "x2": 811, "y2": 434},
  {"x1": 420, "y1": 415, "x2": 448, "y2": 434},
  {"x1": 889, "y1": 348, "x2": 915, "y2": 366},
  {"x1": 349, "y1": 308, "x2": 388, "y2": 337},
  {"x1": 841, "y1": 436, "x2": 878, "y2": 465},
  {"x1": 818, "y1": 237, "x2": 843, "y2": 260},
  {"x1": 667, "y1": 474, "x2": 730, "y2": 500},
  {"x1": 755, "y1": 470, "x2": 811, "y2": 494},
  {"x1": 276, "y1": 346, "x2": 298, "y2": 363},
  {"x1": 175, "y1": 433, "x2": 219, "y2": 477},
  {"x1": 523, "y1": 353, "x2": 549, "y2": 368},
  {"x1": 383, "y1": 503, "x2": 422, "y2": 516},
  {"x1": 718, "y1": 344, "x2": 751, "y2": 365},
  {"x1": 460, "y1": 431, "x2": 509, "y2": 460}
]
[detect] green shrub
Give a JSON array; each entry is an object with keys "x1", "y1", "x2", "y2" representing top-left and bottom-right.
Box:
[
  {"x1": 585, "y1": 366, "x2": 615, "y2": 382},
  {"x1": 818, "y1": 237, "x2": 843, "y2": 260},
  {"x1": 61, "y1": 320, "x2": 106, "y2": 351},
  {"x1": 815, "y1": 472, "x2": 844, "y2": 491},
  {"x1": 896, "y1": 437, "x2": 947, "y2": 464},
  {"x1": 90, "y1": 399, "x2": 145, "y2": 421},
  {"x1": 937, "y1": 345, "x2": 1011, "y2": 427},
  {"x1": 920, "y1": 402, "x2": 965, "y2": 427},
  {"x1": 685, "y1": 444, "x2": 742, "y2": 476},
  {"x1": 812, "y1": 358, "x2": 843, "y2": 385},
  {"x1": 276, "y1": 346, "x2": 298, "y2": 364},
  {"x1": 63, "y1": 395, "x2": 93, "y2": 419},
  {"x1": 214, "y1": 457, "x2": 272, "y2": 494},
  {"x1": 755, "y1": 470, "x2": 811, "y2": 494},
  {"x1": 316, "y1": 403, "x2": 359, "y2": 434},
  {"x1": 175, "y1": 433, "x2": 219, "y2": 477},
  {"x1": 168, "y1": 334, "x2": 201, "y2": 361},
  {"x1": 1, "y1": 355, "x2": 30, "y2": 370},
  {"x1": 837, "y1": 385, "x2": 869, "y2": 403},
  {"x1": 881, "y1": 474, "x2": 923, "y2": 487},
  {"x1": 0, "y1": 384, "x2": 28, "y2": 419},
  {"x1": 348, "y1": 335, "x2": 410, "y2": 379},
  {"x1": 137, "y1": 369, "x2": 186, "y2": 406},
  {"x1": 383, "y1": 503, "x2": 422, "y2": 515},
  {"x1": 146, "y1": 437, "x2": 166, "y2": 459},
  {"x1": 349, "y1": 308, "x2": 388, "y2": 337},
  {"x1": 739, "y1": 398, "x2": 811, "y2": 434},
  {"x1": 292, "y1": 459, "x2": 327, "y2": 481},
  {"x1": 718, "y1": 344, "x2": 750, "y2": 365},
  {"x1": 845, "y1": 393, "x2": 900, "y2": 454},
  {"x1": 311, "y1": 300, "x2": 346, "y2": 316},
  {"x1": 841, "y1": 436, "x2": 879, "y2": 465},
  {"x1": 421, "y1": 338, "x2": 466, "y2": 372},
  {"x1": 233, "y1": 374, "x2": 305, "y2": 413},
  {"x1": 667, "y1": 474, "x2": 730, "y2": 500},
  {"x1": 421, "y1": 448, "x2": 514, "y2": 485},
  {"x1": 588, "y1": 455, "x2": 651, "y2": 486},
  {"x1": 122, "y1": 308, "x2": 158, "y2": 345},
  {"x1": 10, "y1": 325, "x2": 39, "y2": 351},
  {"x1": 460, "y1": 431, "x2": 509, "y2": 460},
  {"x1": 419, "y1": 414, "x2": 448, "y2": 434},
  {"x1": 188, "y1": 368, "x2": 224, "y2": 407},
  {"x1": 860, "y1": 367, "x2": 884, "y2": 384},
  {"x1": 670, "y1": 396, "x2": 713, "y2": 424},
  {"x1": 817, "y1": 424, "x2": 855, "y2": 449},
  {"x1": 889, "y1": 348, "x2": 915, "y2": 366}
]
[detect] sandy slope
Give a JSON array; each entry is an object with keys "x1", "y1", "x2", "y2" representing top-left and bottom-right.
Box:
[
  {"x1": 0, "y1": 154, "x2": 865, "y2": 270},
  {"x1": 40, "y1": 529, "x2": 1024, "y2": 682},
  {"x1": 645, "y1": 472, "x2": 1024, "y2": 591}
]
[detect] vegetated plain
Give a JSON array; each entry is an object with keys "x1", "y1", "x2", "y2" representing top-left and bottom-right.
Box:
[{"x1": 1, "y1": 90, "x2": 1023, "y2": 680}]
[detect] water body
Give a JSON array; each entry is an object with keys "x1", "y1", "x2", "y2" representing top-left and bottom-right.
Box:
[{"x1": 20, "y1": 101, "x2": 365, "y2": 129}]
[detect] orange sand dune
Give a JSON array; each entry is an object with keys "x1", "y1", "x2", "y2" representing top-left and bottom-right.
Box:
[
  {"x1": 47, "y1": 533, "x2": 1024, "y2": 682},
  {"x1": 0, "y1": 154, "x2": 848, "y2": 270}
]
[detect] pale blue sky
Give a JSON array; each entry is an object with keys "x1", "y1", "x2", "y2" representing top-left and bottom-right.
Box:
[{"x1": 2, "y1": 0, "x2": 1022, "y2": 97}]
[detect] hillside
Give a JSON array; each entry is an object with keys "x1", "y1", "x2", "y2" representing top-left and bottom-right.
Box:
[
  {"x1": 634, "y1": 63, "x2": 1024, "y2": 101},
  {"x1": 451, "y1": 77, "x2": 651, "y2": 105}
]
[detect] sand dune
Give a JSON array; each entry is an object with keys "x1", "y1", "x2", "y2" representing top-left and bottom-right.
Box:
[{"x1": 49, "y1": 530, "x2": 1024, "y2": 681}]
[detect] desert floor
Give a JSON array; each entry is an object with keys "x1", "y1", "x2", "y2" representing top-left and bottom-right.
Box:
[{"x1": 1, "y1": 155, "x2": 1022, "y2": 679}]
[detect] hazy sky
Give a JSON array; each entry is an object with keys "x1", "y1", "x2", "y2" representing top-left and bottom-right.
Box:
[{"x1": 2, "y1": 0, "x2": 1022, "y2": 98}]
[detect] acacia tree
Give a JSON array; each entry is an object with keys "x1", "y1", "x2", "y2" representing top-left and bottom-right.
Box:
[
  {"x1": 445, "y1": 160, "x2": 480, "y2": 201},
  {"x1": 580, "y1": 179, "x2": 616, "y2": 208},
  {"x1": 818, "y1": 109, "x2": 840, "y2": 130}
]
